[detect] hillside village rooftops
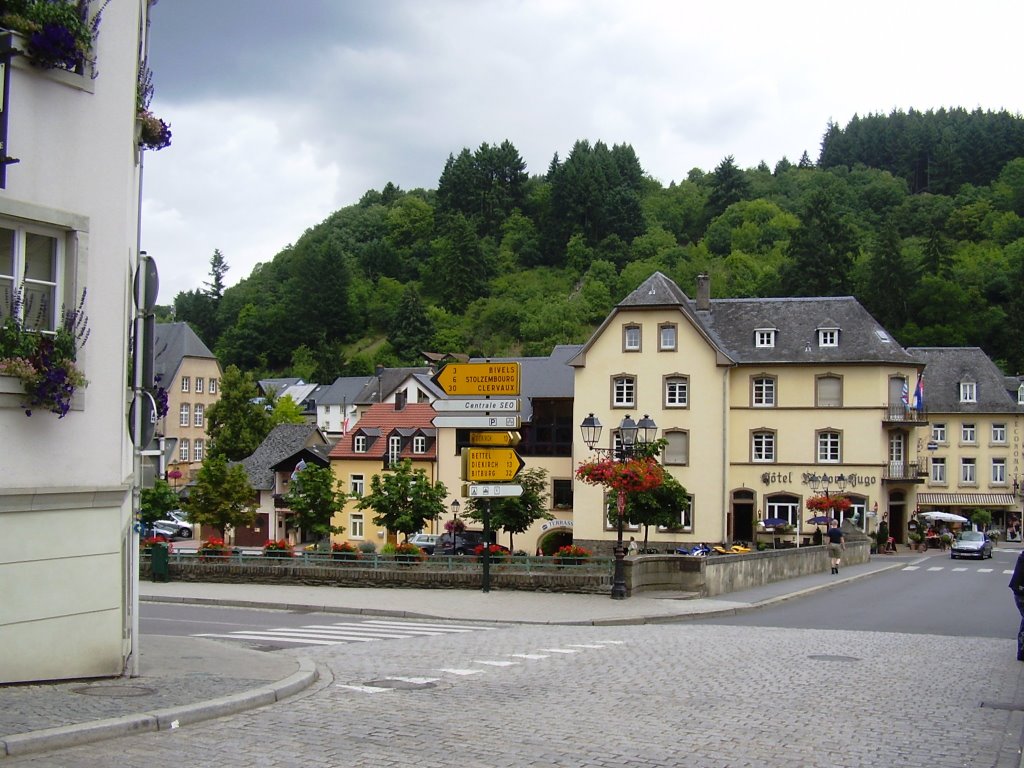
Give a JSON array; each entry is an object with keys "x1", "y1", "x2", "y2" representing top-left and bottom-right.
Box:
[
  {"x1": 154, "y1": 322, "x2": 218, "y2": 379},
  {"x1": 328, "y1": 402, "x2": 438, "y2": 460}
]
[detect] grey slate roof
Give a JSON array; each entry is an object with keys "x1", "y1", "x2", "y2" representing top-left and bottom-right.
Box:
[
  {"x1": 153, "y1": 322, "x2": 217, "y2": 382},
  {"x1": 259, "y1": 377, "x2": 304, "y2": 396},
  {"x1": 574, "y1": 271, "x2": 919, "y2": 367},
  {"x1": 355, "y1": 367, "x2": 432, "y2": 403},
  {"x1": 470, "y1": 344, "x2": 581, "y2": 422},
  {"x1": 908, "y1": 347, "x2": 1022, "y2": 414},
  {"x1": 317, "y1": 376, "x2": 371, "y2": 407},
  {"x1": 240, "y1": 423, "x2": 325, "y2": 491}
]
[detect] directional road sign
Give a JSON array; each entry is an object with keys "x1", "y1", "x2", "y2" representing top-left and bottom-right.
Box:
[
  {"x1": 461, "y1": 447, "x2": 525, "y2": 482},
  {"x1": 469, "y1": 431, "x2": 521, "y2": 447},
  {"x1": 464, "y1": 483, "x2": 525, "y2": 498},
  {"x1": 432, "y1": 362, "x2": 520, "y2": 397},
  {"x1": 432, "y1": 415, "x2": 521, "y2": 429},
  {"x1": 432, "y1": 398, "x2": 520, "y2": 412}
]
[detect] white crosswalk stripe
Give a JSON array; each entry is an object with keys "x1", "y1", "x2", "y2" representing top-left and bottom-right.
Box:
[
  {"x1": 902, "y1": 564, "x2": 1010, "y2": 574},
  {"x1": 194, "y1": 618, "x2": 492, "y2": 647}
]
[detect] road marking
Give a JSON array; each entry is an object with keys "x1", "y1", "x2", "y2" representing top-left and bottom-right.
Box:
[
  {"x1": 539, "y1": 648, "x2": 579, "y2": 654},
  {"x1": 473, "y1": 660, "x2": 519, "y2": 667},
  {"x1": 336, "y1": 684, "x2": 392, "y2": 694},
  {"x1": 567, "y1": 644, "x2": 611, "y2": 649},
  {"x1": 193, "y1": 619, "x2": 491, "y2": 648},
  {"x1": 195, "y1": 633, "x2": 341, "y2": 645},
  {"x1": 952, "y1": 567, "x2": 968, "y2": 572},
  {"x1": 927, "y1": 567, "x2": 944, "y2": 571},
  {"x1": 387, "y1": 676, "x2": 441, "y2": 685},
  {"x1": 979, "y1": 568, "x2": 994, "y2": 573},
  {"x1": 902, "y1": 566, "x2": 920, "y2": 571},
  {"x1": 509, "y1": 653, "x2": 549, "y2": 659},
  {"x1": 438, "y1": 668, "x2": 484, "y2": 676}
]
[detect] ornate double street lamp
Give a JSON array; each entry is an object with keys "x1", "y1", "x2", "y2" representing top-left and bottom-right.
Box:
[{"x1": 579, "y1": 413, "x2": 658, "y2": 600}]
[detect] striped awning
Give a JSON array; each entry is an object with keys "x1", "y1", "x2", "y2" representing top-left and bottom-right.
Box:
[{"x1": 916, "y1": 493, "x2": 1017, "y2": 506}]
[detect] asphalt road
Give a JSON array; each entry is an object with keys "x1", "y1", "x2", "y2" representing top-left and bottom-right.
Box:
[{"x1": 696, "y1": 547, "x2": 1018, "y2": 638}]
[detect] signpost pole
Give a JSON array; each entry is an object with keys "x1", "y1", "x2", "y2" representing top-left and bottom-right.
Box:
[{"x1": 482, "y1": 499, "x2": 491, "y2": 593}]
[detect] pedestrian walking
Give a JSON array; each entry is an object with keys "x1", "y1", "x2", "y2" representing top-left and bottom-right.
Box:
[
  {"x1": 826, "y1": 520, "x2": 845, "y2": 574},
  {"x1": 627, "y1": 537, "x2": 638, "y2": 556},
  {"x1": 1008, "y1": 550, "x2": 1024, "y2": 660}
]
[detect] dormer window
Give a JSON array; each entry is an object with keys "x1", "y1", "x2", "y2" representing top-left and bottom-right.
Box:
[
  {"x1": 818, "y1": 328, "x2": 839, "y2": 347},
  {"x1": 755, "y1": 329, "x2": 776, "y2": 348},
  {"x1": 354, "y1": 435, "x2": 367, "y2": 453},
  {"x1": 1018, "y1": 384, "x2": 1024, "y2": 405},
  {"x1": 413, "y1": 435, "x2": 427, "y2": 454},
  {"x1": 960, "y1": 381, "x2": 977, "y2": 403}
]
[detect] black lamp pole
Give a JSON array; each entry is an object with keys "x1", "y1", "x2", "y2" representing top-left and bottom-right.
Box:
[{"x1": 580, "y1": 413, "x2": 657, "y2": 600}]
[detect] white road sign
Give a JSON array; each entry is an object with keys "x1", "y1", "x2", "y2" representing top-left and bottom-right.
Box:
[
  {"x1": 466, "y1": 484, "x2": 524, "y2": 498},
  {"x1": 432, "y1": 415, "x2": 522, "y2": 429},
  {"x1": 432, "y1": 398, "x2": 520, "y2": 412}
]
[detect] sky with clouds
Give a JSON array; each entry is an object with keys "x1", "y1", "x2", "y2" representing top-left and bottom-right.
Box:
[{"x1": 142, "y1": 0, "x2": 1024, "y2": 302}]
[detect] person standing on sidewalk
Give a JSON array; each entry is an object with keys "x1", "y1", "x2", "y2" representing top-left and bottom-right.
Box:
[
  {"x1": 1008, "y1": 550, "x2": 1024, "y2": 660},
  {"x1": 826, "y1": 520, "x2": 845, "y2": 574}
]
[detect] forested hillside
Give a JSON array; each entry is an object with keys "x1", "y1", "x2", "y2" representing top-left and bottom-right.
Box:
[{"x1": 172, "y1": 107, "x2": 1024, "y2": 383}]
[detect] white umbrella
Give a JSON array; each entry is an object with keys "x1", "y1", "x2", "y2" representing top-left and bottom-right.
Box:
[{"x1": 921, "y1": 511, "x2": 969, "y2": 523}]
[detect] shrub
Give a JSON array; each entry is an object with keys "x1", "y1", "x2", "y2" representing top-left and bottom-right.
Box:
[
  {"x1": 263, "y1": 539, "x2": 294, "y2": 557},
  {"x1": 357, "y1": 540, "x2": 377, "y2": 554},
  {"x1": 331, "y1": 541, "x2": 360, "y2": 559},
  {"x1": 198, "y1": 537, "x2": 231, "y2": 560},
  {"x1": 555, "y1": 544, "x2": 592, "y2": 559},
  {"x1": 473, "y1": 543, "x2": 508, "y2": 562}
]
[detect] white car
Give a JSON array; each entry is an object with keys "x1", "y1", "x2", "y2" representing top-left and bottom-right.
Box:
[
  {"x1": 407, "y1": 534, "x2": 439, "y2": 554},
  {"x1": 154, "y1": 509, "x2": 193, "y2": 540}
]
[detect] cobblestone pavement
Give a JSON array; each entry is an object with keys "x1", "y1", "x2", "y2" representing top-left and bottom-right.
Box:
[{"x1": 3, "y1": 622, "x2": 1021, "y2": 767}]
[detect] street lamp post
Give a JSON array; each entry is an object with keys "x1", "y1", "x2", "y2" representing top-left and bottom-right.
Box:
[
  {"x1": 807, "y1": 472, "x2": 848, "y2": 528},
  {"x1": 449, "y1": 498, "x2": 460, "y2": 544},
  {"x1": 580, "y1": 412, "x2": 658, "y2": 600}
]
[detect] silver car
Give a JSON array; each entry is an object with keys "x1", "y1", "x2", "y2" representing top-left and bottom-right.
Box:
[
  {"x1": 950, "y1": 530, "x2": 993, "y2": 559},
  {"x1": 154, "y1": 509, "x2": 193, "y2": 540}
]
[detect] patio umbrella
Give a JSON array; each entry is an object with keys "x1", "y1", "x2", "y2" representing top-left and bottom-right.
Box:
[
  {"x1": 761, "y1": 517, "x2": 789, "y2": 527},
  {"x1": 806, "y1": 516, "x2": 831, "y2": 525},
  {"x1": 922, "y1": 511, "x2": 969, "y2": 523}
]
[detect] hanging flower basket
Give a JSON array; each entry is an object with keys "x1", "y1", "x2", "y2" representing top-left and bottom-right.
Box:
[{"x1": 575, "y1": 456, "x2": 665, "y2": 493}]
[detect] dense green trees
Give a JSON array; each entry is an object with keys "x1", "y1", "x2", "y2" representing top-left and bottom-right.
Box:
[
  {"x1": 283, "y1": 464, "x2": 347, "y2": 545},
  {"x1": 204, "y1": 365, "x2": 271, "y2": 461},
  {"x1": 355, "y1": 459, "x2": 448, "y2": 539},
  {"x1": 164, "y1": 110, "x2": 1024, "y2": 381}
]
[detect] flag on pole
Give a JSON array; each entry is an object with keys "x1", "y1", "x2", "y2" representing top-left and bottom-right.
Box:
[
  {"x1": 290, "y1": 458, "x2": 307, "y2": 482},
  {"x1": 912, "y1": 374, "x2": 924, "y2": 410},
  {"x1": 901, "y1": 379, "x2": 909, "y2": 406}
]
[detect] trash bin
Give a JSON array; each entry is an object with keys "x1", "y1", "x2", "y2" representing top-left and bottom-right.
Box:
[{"x1": 150, "y1": 543, "x2": 170, "y2": 582}]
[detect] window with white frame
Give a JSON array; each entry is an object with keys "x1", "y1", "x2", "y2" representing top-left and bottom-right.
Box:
[
  {"x1": 1019, "y1": 384, "x2": 1024, "y2": 405},
  {"x1": 0, "y1": 223, "x2": 64, "y2": 333},
  {"x1": 752, "y1": 431, "x2": 776, "y2": 463},
  {"x1": 960, "y1": 458, "x2": 976, "y2": 484},
  {"x1": 931, "y1": 457, "x2": 946, "y2": 484},
  {"x1": 181, "y1": 376, "x2": 190, "y2": 393},
  {"x1": 959, "y1": 382, "x2": 976, "y2": 403},
  {"x1": 664, "y1": 376, "x2": 688, "y2": 407},
  {"x1": 324, "y1": 405, "x2": 331, "y2": 413},
  {"x1": 663, "y1": 431, "x2": 689, "y2": 465},
  {"x1": 179, "y1": 439, "x2": 189, "y2": 462},
  {"x1": 818, "y1": 328, "x2": 839, "y2": 347},
  {"x1": 752, "y1": 376, "x2": 776, "y2": 407},
  {"x1": 931, "y1": 423, "x2": 946, "y2": 443},
  {"x1": 992, "y1": 423, "x2": 1007, "y2": 444},
  {"x1": 388, "y1": 435, "x2": 401, "y2": 466},
  {"x1": 961, "y1": 423, "x2": 976, "y2": 443},
  {"x1": 765, "y1": 495, "x2": 799, "y2": 527},
  {"x1": 350, "y1": 474, "x2": 364, "y2": 497},
  {"x1": 816, "y1": 375, "x2": 842, "y2": 407},
  {"x1": 195, "y1": 377, "x2": 204, "y2": 394},
  {"x1": 755, "y1": 329, "x2": 776, "y2": 348},
  {"x1": 413, "y1": 435, "x2": 426, "y2": 454},
  {"x1": 179, "y1": 403, "x2": 190, "y2": 427},
  {"x1": 209, "y1": 378, "x2": 218, "y2": 394},
  {"x1": 817, "y1": 431, "x2": 841, "y2": 463},
  {"x1": 992, "y1": 458, "x2": 1007, "y2": 485},
  {"x1": 193, "y1": 439, "x2": 204, "y2": 462},
  {"x1": 193, "y1": 403, "x2": 204, "y2": 427},
  {"x1": 657, "y1": 494, "x2": 693, "y2": 531},
  {"x1": 612, "y1": 375, "x2": 636, "y2": 408},
  {"x1": 623, "y1": 325, "x2": 641, "y2": 352},
  {"x1": 658, "y1": 324, "x2": 677, "y2": 351},
  {"x1": 354, "y1": 435, "x2": 367, "y2": 453},
  {"x1": 350, "y1": 513, "x2": 364, "y2": 538}
]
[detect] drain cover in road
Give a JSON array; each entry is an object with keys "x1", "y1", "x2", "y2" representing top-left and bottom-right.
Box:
[{"x1": 73, "y1": 685, "x2": 156, "y2": 697}]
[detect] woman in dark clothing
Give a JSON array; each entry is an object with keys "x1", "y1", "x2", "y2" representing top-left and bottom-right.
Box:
[{"x1": 1008, "y1": 551, "x2": 1024, "y2": 660}]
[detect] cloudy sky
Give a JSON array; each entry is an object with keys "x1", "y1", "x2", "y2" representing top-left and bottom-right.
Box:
[{"x1": 142, "y1": 0, "x2": 1023, "y2": 301}]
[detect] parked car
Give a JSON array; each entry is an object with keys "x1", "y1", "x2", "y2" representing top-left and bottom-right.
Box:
[
  {"x1": 407, "y1": 534, "x2": 439, "y2": 554},
  {"x1": 154, "y1": 509, "x2": 193, "y2": 540},
  {"x1": 434, "y1": 530, "x2": 501, "y2": 556},
  {"x1": 950, "y1": 530, "x2": 992, "y2": 559}
]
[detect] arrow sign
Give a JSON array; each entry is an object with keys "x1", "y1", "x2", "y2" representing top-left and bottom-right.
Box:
[
  {"x1": 432, "y1": 362, "x2": 520, "y2": 396},
  {"x1": 461, "y1": 447, "x2": 525, "y2": 482},
  {"x1": 469, "y1": 431, "x2": 521, "y2": 447},
  {"x1": 464, "y1": 483, "x2": 524, "y2": 498},
  {"x1": 432, "y1": 415, "x2": 521, "y2": 429},
  {"x1": 433, "y1": 398, "x2": 519, "y2": 412}
]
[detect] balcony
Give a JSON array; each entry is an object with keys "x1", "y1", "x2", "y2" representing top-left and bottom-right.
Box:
[
  {"x1": 882, "y1": 460, "x2": 927, "y2": 483},
  {"x1": 882, "y1": 405, "x2": 928, "y2": 425}
]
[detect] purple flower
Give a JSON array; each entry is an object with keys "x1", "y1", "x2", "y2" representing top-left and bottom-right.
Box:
[{"x1": 28, "y1": 24, "x2": 83, "y2": 71}]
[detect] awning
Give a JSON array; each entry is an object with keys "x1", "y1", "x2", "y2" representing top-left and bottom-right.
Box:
[{"x1": 917, "y1": 493, "x2": 1017, "y2": 506}]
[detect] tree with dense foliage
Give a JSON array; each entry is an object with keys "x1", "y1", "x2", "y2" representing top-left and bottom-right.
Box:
[
  {"x1": 780, "y1": 182, "x2": 858, "y2": 296},
  {"x1": 463, "y1": 467, "x2": 552, "y2": 551},
  {"x1": 283, "y1": 464, "x2": 347, "y2": 545},
  {"x1": 355, "y1": 459, "x2": 448, "y2": 539},
  {"x1": 268, "y1": 394, "x2": 306, "y2": 427},
  {"x1": 620, "y1": 473, "x2": 691, "y2": 551},
  {"x1": 388, "y1": 285, "x2": 434, "y2": 362},
  {"x1": 182, "y1": 454, "x2": 257, "y2": 539},
  {"x1": 205, "y1": 365, "x2": 271, "y2": 461},
  {"x1": 140, "y1": 479, "x2": 180, "y2": 526},
  {"x1": 705, "y1": 155, "x2": 752, "y2": 221}
]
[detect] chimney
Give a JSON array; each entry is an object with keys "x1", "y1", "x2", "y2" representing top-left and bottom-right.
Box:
[
  {"x1": 696, "y1": 273, "x2": 710, "y2": 311},
  {"x1": 395, "y1": 390, "x2": 407, "y2": 411}
]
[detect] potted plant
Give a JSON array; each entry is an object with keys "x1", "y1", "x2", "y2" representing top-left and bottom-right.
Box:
[
  {"x1": 554, "y1": 543, "x2": 592, "y2": 567},
  {"x1": 198, "y1": 537, "x2": 231, "y2": 561},
  {"x1": 383, "y1": 541, "x2": 424, "y2": 564},
  {"x1": 140, "y1": 534, "x2": 172, "y2": 554},
  {"x1": 0, "y1": 0, "x2": 104, "y2": 72},
  {"x1": 262, "y1": 539, "x2": 294, "y2": 558},
  {"x1": 908, "y1": 531, "x2": 924, "y2": 551},
  {"x1": 473, "y1": 543, "x2": 508, "y2": 564},
  {"x1": 0, "y1": 286, "x2": 89, "y2": 417},
  {"x1": 331, "y1": 541, "x2": 360, "y2": 561}
]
